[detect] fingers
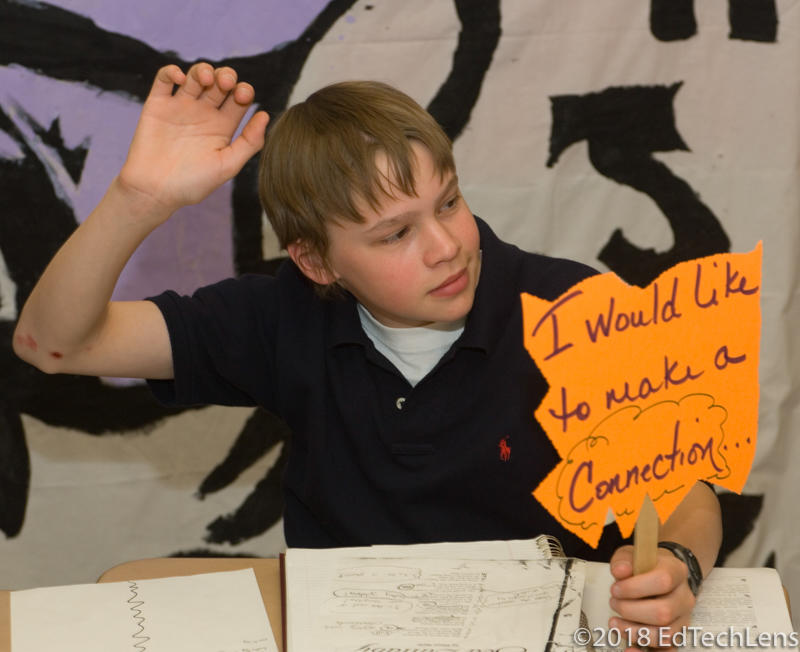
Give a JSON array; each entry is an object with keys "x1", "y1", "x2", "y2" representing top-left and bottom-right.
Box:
[
  {"x1": 610, "y1": 584, "x2": 694, "y2": 626},
  {"x1": 230, "y1": 80, "x2": 256, "y2": 107},
  {"x1": 156, "y1": 63, "x2": 256, "y2": 114},
  {"x1": 606, "y1": 548, "x2": 696, "y2": 649},
  {"x1": 148, "y1": 62, "x2": 219, "y2": 101},
  {"x1": 608, "y1": 568, "x2": 695, "y2": 648},
  {"x1": 610, "y1": 589, "x2": 692, "y2": 650},
  {"x1": 140, "y1": 62, "x2": 266, "y2": 185},
  {"x1": 218, "y1": 79, "x2": 256, "y2": 122},
  {"x1": 149, "y1": 64, "x2": 186, "y2": 98},
  {"x1": 199, "y1": 67, "x2": 239, "y2": 107},
  {"x1": 177, "y1": 62, "x2": 216, "y2": 98},
  {"x1": 612, "y1": 550, "x2": 687, "y2": 599},
  {"x1": 179, "y1": 63, "x2": 249, "y2": 108}
]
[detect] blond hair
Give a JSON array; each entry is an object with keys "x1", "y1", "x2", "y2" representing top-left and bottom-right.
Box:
[{"x1": 258, "y1": 81, "x2": 454, "y2": 290}]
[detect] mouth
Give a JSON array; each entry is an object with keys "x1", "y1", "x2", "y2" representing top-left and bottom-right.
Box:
[{"x1": 429, "y1": 268, "x2": 469, "y2": 297}]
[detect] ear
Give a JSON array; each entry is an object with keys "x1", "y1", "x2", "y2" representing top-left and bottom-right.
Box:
[{"x1": 287, "y1": 240, "x2": 338, "y2": 286}]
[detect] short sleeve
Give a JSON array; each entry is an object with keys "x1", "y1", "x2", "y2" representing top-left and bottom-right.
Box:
[{"x1": 146, "y1": 274, "x2": 280, "y2": 409}]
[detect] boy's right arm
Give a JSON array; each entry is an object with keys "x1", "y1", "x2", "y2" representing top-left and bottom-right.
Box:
[{"x1": 13, "y1": 63, "x2": 269, "y2": 379}]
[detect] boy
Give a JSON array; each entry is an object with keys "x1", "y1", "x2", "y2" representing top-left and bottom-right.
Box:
[{"x1": 15, "y1": 63, "x2": 721, "y2": 644}]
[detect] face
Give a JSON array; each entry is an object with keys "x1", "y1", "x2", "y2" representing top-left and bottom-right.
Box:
[{"x1": 318, "y1": 143, "x2": 481, "y2": 328}]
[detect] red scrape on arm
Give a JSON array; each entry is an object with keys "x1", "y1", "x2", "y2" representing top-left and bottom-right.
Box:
[{"x1": 15, "y1": 333, "x2": 38, "y2": 352}]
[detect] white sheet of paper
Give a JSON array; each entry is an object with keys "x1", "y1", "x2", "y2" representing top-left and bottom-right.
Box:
[
  {"x1": 285, "y1": 551, "x2": 586, "y2": 651},
  {"x1": 286, "y1": 535, "x2": 560, "y2": 563},
  {"x1": 582, "y1": 564, "x2": 797, "y2": 651},
  {"x1": 11, "y1": 568, "x2": 278, "y2": 652}
]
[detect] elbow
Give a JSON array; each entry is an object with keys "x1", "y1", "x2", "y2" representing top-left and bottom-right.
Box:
[
  {"x1": 11, "y1": 324, "x2": 36, "y2": 363},
  {"x1": 12, "y1": 325, "x2": 61, "y2": 374}
]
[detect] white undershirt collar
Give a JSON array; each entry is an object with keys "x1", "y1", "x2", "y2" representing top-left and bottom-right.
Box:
[{"x1": 357, "y1": 303, "x2": 465, "y2": 386}]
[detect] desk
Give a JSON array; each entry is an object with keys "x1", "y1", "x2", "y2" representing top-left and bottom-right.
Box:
[
  {"x1": 0, "y1": 558, "x2": 284, "y2": 652},
  {"x1": 0, "y1": 560, "x2": 792, "y2": 652}
]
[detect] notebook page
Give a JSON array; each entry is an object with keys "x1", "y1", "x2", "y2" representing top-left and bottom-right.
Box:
[
  {"x1": 581, "y1": 563, "x2": 796, "y2": 651},
  {"x1": 286, "y1": 552, "x2": 587, "y2": 651},
  {"x1": 11, "y1": 568, "x2": 277, "y2": 652},
  {"x1": 288, "y1": 535, "x2": 558, "y2": 562}
]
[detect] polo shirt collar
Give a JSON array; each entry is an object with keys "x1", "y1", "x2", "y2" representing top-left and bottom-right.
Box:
[
  {"x1": 456, "y1": 216, "x2": 519, "y2": 353},
  {"x1": 327, "y1": 290, "x2": 368, "y2": 347}
]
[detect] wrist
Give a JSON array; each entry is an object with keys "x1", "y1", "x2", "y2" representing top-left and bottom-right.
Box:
[
  {"x1": 111, "y1": 173, "x2": 178, "y2": 226},
  {"x1": 659, "y1": 541, "x2": 703, "y2": 596}
]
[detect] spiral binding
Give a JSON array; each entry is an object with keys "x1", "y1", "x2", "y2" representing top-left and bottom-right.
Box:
[
  {"x1": 538, "y1": 535, "x2": 595, "y2": 650},
  {"x1": 538, "y1": 534, "x2": 566, "y2": 559}
]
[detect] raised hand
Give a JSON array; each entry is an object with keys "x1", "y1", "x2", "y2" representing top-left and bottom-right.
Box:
[{"x1": 119, "y1": 62, "x2": 269, "y2": 218}]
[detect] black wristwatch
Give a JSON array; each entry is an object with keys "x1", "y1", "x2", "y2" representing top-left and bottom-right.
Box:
[{"x1": 659, "y1": 541, "x2": 703, "y2": 596}]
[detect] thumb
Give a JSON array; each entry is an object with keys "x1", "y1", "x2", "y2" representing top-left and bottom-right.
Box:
[
  {"x1": 222, "y1": 110, "x2": 270, "y2": 178},
  {"x1": 609, "y1": 545, "x2": 634, "y2": 580}
]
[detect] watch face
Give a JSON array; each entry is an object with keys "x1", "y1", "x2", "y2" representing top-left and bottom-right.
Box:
[{"x1": 685, "y1": 559, "x2": 702, "y2": 595}]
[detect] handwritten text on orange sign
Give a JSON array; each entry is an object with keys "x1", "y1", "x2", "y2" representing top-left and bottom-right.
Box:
[{"x1": 522, "y1": 245, "x2": 761, "y2": 547}]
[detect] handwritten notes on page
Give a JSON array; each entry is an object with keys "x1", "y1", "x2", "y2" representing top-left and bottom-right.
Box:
[
  {"x1": 581, "y1": 564, "x2": 796, "y2": 652},
  {"x1": 11, "y1": 568, "x2": 278, "y2": 652},
  {"x1": 522, "y1": 245, "x2": 762, "y2": 546},
  {"x1": 284, "y1": 548, "x2": 587, "y2": 651}
]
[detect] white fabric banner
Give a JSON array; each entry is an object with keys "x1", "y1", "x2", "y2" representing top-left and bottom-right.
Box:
[{"x1": 1, "y1": 0, "x2": 797, "y2": 613}]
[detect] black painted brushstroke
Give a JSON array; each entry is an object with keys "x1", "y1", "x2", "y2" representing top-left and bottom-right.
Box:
[
  {"x1": 650, "y1": 0, "x2": 697, "y2": 41},
  {"x1": 0, "y1": 0, "x2": 171, "y2": 100},
  {"x1": 18, "y1": 374, "x2": 191, "y2": 433},
  {"x1": 650, "y1": 0, "x2": 778, "y2": 43},
  {"x1": 0, "y1": 399, "x2": 28, "y2": 537},
  {"x1": 729, "y1": 0, "x2": 778, "y2": 42},
  {"x1": 0, "y1": 96, "x2": 197, "y2": 537},
  {"x1": 0, "y1": 0, "x2": 358, "y2": 539},
  {"x1": 426, "y1": 0, "x2": 501, "y2": 142},
  {"x1": 198, "y1": 408, "x2": 290, "y2": 498},
  {"x1": 204, "y1": 442, "x2": 289, "y2": 545},
  {"x1": 21, "y1": 114, "x2": 89, "y2": 185},
  {"x1": 218, "y1": 0, "x2": 360, "y2": 274},
  {"x1": 0, "y1": 105, "x2": 77, "y2": 307},
  {"x1": 548, "y1": 83, "x2": 730, "y2": 287},
  {"x1": 1, "y1": 0, "x2": 499, "y2": 546},
  {"x1": 170, "y1": 548, "x2": 258, "y2": 558}
]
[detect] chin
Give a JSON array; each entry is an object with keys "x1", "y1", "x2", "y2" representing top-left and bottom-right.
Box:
[{"x1": 437, "y1": 297, "x2": 474, "y2": 323}]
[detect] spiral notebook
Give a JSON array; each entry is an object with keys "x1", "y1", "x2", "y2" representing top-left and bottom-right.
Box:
[{"x1": 280, "y1": 535, "x2": 588, "y2": 651}]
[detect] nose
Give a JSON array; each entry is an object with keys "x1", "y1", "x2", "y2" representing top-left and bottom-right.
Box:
[{"x1": 422, "y1": 218, "x2": 459, "y2": 267}]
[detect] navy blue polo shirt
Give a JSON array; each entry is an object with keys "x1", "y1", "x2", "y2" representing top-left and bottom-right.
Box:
[{"x1": 147, "y1": 217, "x2": 629, "y2": 560}]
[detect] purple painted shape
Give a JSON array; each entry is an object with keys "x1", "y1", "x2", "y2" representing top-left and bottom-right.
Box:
[
  {"x1": 2, "y1": 1, "x2": 331, "y2": 300},
  {"x1": 1, "y1": 65, "x2": 236, "y2": 299},
  {"x1": 46, "y1": 0, "x2": 330, "y2": 59},
  {"x1": 114, "y1": 183, "x2": 239, "y2": 300}
]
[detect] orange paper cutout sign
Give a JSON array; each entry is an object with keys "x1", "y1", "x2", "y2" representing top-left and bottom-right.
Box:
[{"x1": 522, "y1": 244, "x2": 762, "y2": 547}]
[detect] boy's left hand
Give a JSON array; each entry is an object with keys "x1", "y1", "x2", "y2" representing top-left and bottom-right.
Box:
[{"x1": 607, "y1": 545, "x2": 696, "y2": 650}]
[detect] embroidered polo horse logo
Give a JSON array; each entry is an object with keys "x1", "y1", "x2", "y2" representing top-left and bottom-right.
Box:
[{"x1": 498, "y1": 437, "x2": 511, "y2": 462}]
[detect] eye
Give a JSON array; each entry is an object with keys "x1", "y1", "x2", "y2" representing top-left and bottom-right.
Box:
[
  {"x1": 441, "y1": 194, "x2": 461, "y2": 212},
  {"x1": 381, "y1": 226, "x2": 410, "y2": 244}
]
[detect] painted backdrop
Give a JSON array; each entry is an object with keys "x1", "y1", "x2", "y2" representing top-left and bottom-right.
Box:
[{"x1": 1, "y1": 0, "x2": 798, "y2": 608}]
